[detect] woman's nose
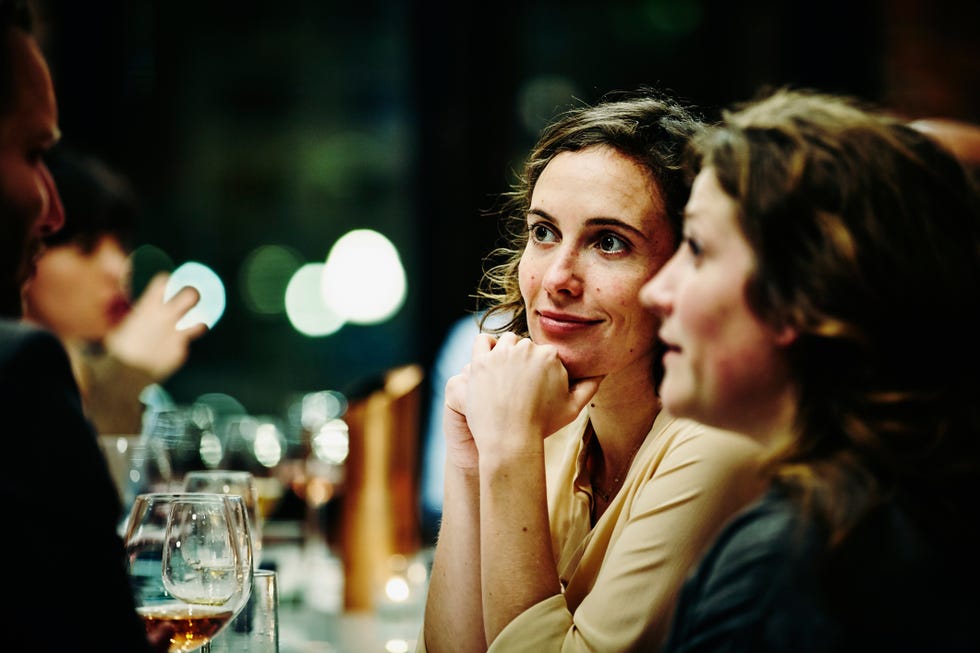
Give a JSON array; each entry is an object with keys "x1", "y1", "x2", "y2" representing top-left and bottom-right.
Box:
[
  {"x1": 541, "y1": 248, "x2": 584, "y2": 296},
  {"x1": 640, "y1": 253, "x2": 677, "y2": 316}
]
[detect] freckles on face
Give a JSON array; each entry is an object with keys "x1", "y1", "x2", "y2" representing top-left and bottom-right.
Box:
[{"x1": 518, "y1": 146, "x2": 671, "y2": 379}]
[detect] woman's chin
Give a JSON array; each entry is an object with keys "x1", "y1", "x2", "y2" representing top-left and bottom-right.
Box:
[
  {"x1": 659, "y1": 386, "x2": 696, "y2": 421},
  {"x1": 562, "y1": 357, "x2": 603, "y2": 383}
]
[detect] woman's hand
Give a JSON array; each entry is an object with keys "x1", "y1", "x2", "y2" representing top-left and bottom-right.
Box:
[
  {"x1": 104, "y1": 272, "x2": 207, "y2": 379},
  {"x1": 464, "y1": 332, "x2": 600, "y2": 459},
  {"x1": 443, "y1": 366, "x2": 480, "y2": 472}
]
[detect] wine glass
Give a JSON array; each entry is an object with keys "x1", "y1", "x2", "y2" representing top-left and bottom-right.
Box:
[
  {"x1": 182, "y1": 470, "x2": 262, "y2": 569},
  {"x1": 124, "y1": 492, "x2": 254, "y2": 652},
  {"x1": 139, "y1": 404, "x2": 217, "y2": 484}
]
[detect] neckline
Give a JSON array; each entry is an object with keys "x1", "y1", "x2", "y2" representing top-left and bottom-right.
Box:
[{"x1": 591, "y1": 435, "x2": 643, "y2": 504}]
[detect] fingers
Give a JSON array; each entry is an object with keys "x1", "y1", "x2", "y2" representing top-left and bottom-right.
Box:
[
  {"x1": 130, "y1": 273, "x2": 167, "y2": 309},
  {"x1": 177, "y1": 320, "x2": 209, "y2": 341},
  {"x1": 139, "y1": 272, "x2": 200, "y2": 314},
  {"x1": 444, "y1": 371, "x2": 468, "y2": 414},
  {"x1": 153, "y1": 273, "x2": 202, "y2": 330},
  {"x1": 166, "y1": 284, "x2": 201, "y2": 314},
  {"x1": 471, "y1": 332, "x2": 497, "y2": 356},
  {"x1": 569, "y1": 376, "x2": 602, "y2": 411}
]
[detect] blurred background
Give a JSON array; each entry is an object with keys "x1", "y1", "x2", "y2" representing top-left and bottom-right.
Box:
[{"x1": 32, "y1": 0, "x2": 979, "y2": 416}]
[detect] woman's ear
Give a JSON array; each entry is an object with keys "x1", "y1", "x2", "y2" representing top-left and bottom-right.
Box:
[{"x1": 773, "y1": 324, "x2": 798, "y2": 347}]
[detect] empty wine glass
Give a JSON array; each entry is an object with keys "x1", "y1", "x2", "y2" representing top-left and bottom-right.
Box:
[
  {"x1": 163, "y1": 499, "x2": 239, "y2": 603},
  {"x1": 182, "y1": 470, "x2": 262, "y2": 569},
  {"x1": 124, "y1": 492, "x2": 253, "y2": 652}
]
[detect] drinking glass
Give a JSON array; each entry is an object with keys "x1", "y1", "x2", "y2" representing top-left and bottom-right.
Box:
[
  {"x1": 140, "y1": 404, "x2": 217, "y2": 481},
  {"x1": 124, "y1": 492, "x2": 254, "y2": 652},
  {"x1": 182, "y1": 470, "x2": 263, "y2": 568},
  {"x1": 208, "y1": 569, "x2": 280, "y2": 653}
]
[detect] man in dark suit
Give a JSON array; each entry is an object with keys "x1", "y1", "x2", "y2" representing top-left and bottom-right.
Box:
[{"x1": 0, "y1": 1, "x2": 169, "y2": 650}]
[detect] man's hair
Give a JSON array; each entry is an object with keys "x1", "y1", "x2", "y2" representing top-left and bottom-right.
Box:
[{"x1": 0, "y1": 0, "x2": 33, "y2": 116}]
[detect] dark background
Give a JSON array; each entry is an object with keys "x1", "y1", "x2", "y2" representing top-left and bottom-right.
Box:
[{"x1": 31, "y1": 0, "x2": 980, "y2": 418}]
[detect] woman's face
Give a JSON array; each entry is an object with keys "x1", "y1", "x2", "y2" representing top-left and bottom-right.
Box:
[
  {"x1": 519, "y1": 145, "x2": 676, "y2": 382},
  {"x1": 640, "y1": 167, "x2": 795, "y2": 438},
  {"x1": 23, "y1": 234, "x2": 132, "y2": 341}
]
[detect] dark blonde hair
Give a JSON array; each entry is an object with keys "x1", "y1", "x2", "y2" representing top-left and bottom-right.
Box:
[
  {"x1": 477, "y1": 88, "x2": 704, "y2": 338},
  {"x1": 693, "y1": 88, "x2": 980, "y2": 545}
]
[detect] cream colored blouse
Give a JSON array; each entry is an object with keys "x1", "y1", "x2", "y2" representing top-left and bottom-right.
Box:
[{"x1": 419, "y1": 408, "x2": 766, "y2": 652}]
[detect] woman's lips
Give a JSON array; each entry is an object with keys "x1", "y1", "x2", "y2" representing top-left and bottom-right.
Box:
[
  {"x1": 536, "y1": 311, "x2": 601, "y2": 336},
  {"x1": 660, "y1": 338, "x2": 681, "y2": 364},
  {"x1": 107, "y1": 296, "x2": 132, "y2": 324}
]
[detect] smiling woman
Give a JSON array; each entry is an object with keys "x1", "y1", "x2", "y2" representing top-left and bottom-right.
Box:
[{"x1": 419, "y1": 89, "x2": 767, "y2": 653}]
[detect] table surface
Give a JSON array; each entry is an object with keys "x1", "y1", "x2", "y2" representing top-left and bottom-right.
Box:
[
  {"x1": 261, "y1": 522, "x2": 427, "y2": 653},
  {"x1": 279, "y1": 604, "x2": 423, "y2": 653}
]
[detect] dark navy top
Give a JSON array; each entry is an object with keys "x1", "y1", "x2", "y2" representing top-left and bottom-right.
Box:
[{"x1": 663, "y1": 483, "x2": 979, "y2": 652}]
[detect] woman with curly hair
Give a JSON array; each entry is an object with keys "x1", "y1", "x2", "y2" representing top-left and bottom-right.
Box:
[{"x1": 420, "y1": 89, "x2": 766, "y2": 653}]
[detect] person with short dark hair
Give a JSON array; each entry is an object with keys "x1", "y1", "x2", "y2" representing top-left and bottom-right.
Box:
[{"x1": 23, "y1": 146, "x2": 204, "y2": 434}]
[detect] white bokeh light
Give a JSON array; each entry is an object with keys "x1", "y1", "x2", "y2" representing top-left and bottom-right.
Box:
[
  {"x1": 284, "y1": 263, "x2": 346, "y2": 337},
  {"x1": 164, "y1": 261, "x2": 226, "y2": 330},
  {"x1": 321, "y1": 229, "x2": 407, "y2": 324}
]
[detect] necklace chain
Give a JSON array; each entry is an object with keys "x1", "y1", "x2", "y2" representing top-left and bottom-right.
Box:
[{"x1": 592, "y1": 438, "x2": 643, "y2": 503}]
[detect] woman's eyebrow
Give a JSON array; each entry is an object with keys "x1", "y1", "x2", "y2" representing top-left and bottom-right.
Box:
[
  {"x1": 584, "y1": 217, "x2": 647, "y2": 239},
  {"x1": 527, "y1": 210, "x2": 649, "y2": 240}
]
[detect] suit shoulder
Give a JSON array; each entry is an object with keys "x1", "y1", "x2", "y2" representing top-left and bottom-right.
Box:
[{"x1": 0, "y1": 320, "x2": 73, "y2": 380}]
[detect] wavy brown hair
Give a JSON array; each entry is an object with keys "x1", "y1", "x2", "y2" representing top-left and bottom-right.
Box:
[
  {"x1": 692, "y1": 88, "x2": 980, "y2": 546},
  {"x1": 477, "y1": 88, "x2": 704, "y2": 353}
]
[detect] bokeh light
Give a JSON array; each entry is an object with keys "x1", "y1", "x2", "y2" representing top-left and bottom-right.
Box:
[
  {"x1": 193, "y1": 392, "x2": 247, "y2": 420},
  {"x1": 384, "y1": 640, "x2": 409, "y2": 653},
  {"x1": 240, "y1": 244, "x2": 303, "y2": 315},
  {"x1": 321, "y1": 229, "x2": 407, "y2": 324},
  {"x1": 284, "y1": 263, "x2": 346, "y2": 337},
  {"x1": 164, "y1": 261, "x2": 226, "y2": 330},
  {"x1": 129, "y1": 243, "x2": 175, "y2": 295},
  {"x1": 385, "y1": 576, "x2": 411, "y2": 603},
  {"x1": 300, "y1": 390, "x2": 348, "y2": 430},
  {"x1": 253, "y1": 420, "x2": 286, "y2": 468},
  {"x1": 311, "y1": 418, "x2": 350, "y2": 465}
]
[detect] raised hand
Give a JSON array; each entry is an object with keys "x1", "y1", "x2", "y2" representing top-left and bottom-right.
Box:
[
  {"x1": 464, "y1": 332, "x2": 600, "y2": 458},
  {"x1": 104, "y1": 272, "x2": 207, "y2": 380},
  {"x1": 443, "y1": 363, "x2": 479, "y2": 472}
]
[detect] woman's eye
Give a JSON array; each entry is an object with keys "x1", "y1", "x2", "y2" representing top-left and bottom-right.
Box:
[
  {"x1": 683, "y1": 236, "x2": 703, "y2": 258},
  {"x1": 597, "y1": 232, "x2": 628, "y2": 253},
  {"x1": 529, "y1": 223, "x2": 558, "y2": 243}
]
